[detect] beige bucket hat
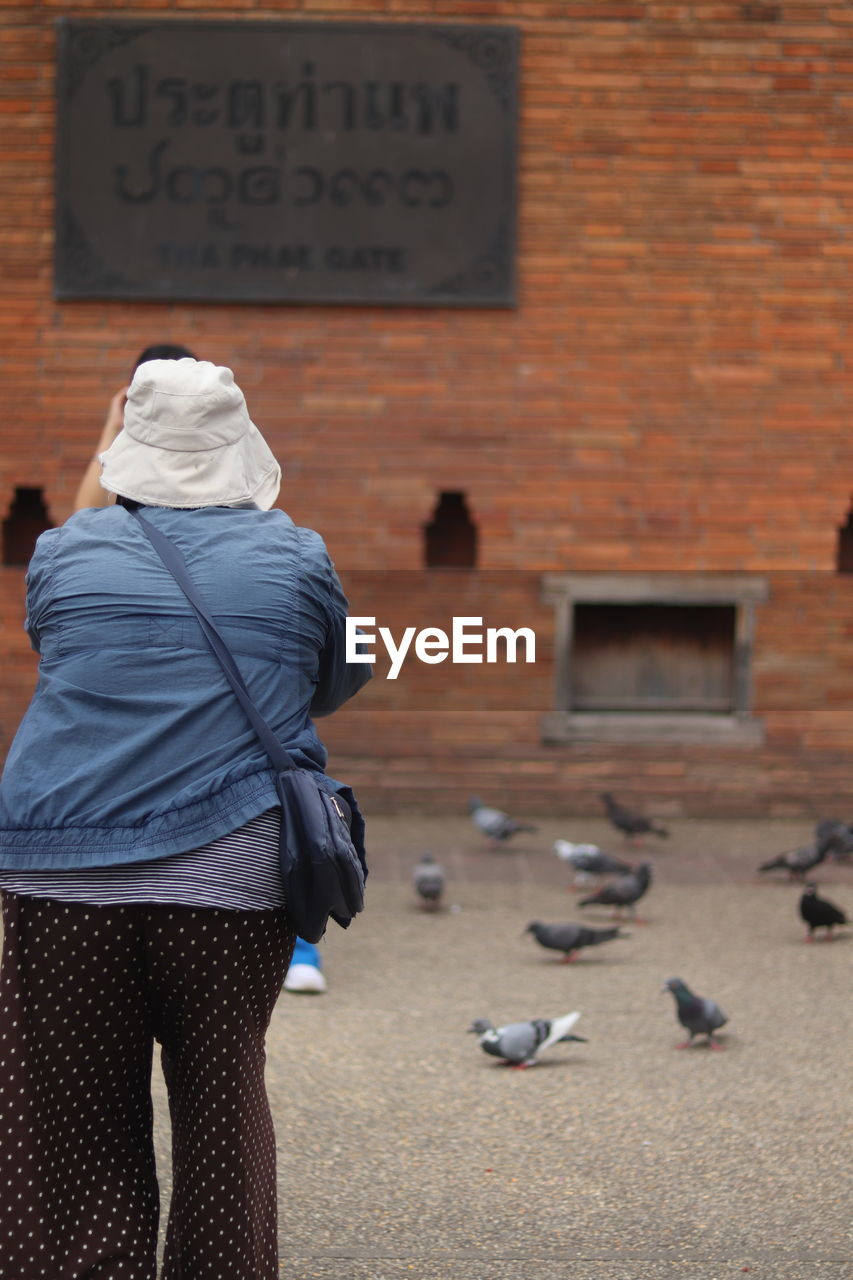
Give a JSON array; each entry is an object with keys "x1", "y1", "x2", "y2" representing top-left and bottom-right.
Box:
[{"x1": 99, "y1": 358, "x2": 281, "y2": 510}]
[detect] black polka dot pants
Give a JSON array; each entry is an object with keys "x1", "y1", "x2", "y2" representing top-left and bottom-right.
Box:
[{"x1": 0, "y1": 893, "x2": 294, "y2": 1279}]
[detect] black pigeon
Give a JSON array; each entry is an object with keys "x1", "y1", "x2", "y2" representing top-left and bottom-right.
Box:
[
  {"x1": 526, "y1": 920, "x2": 625, "y2": 962},
  {"x1": 413, "y1": 851, "x2": 445, "y2": 910},
  {"x1": 600, "y1": 792, "x2": 669, "y2": 842},
  {"x1": 468, "y1": 797, "x2": 537, "y2": 846},
  {"x1": 799, "y1": 883, "x2": 849, "y2": 941},
  {"x1": 578, "y1": 862, "x2": 652, "y2": 920},
  {"x1": 663, "y1": 977, "x2": 728, "y2": 1049},
  {"x1": 758, "y1": 844, "x2": 827, "y2": 880},
  {"x1": 815, "y1": 818, "x2": 853, "y2": 862}
]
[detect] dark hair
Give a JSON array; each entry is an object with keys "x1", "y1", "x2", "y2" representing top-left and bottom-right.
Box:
[{"x1": 133, "y1": 343, "x2": 197, "y2": 371}]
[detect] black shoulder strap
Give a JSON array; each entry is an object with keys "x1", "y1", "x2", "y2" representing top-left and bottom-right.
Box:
[{"x1": 126, "y1": 506, "x2": 296, "y2": 774}]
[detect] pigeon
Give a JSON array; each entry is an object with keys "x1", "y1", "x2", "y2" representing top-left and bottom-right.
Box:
[
  {"x1": 600, "y1": 792, "x2": 669, "y2": 842},
  {"x1": 578, "y1": 862, "x2": 652, "y2": 920},
  {"x1": 799, "y1": 883, "x2": 849, "y2": 941},
  {"x1": 758, "y1": 844, "x2": 827, "y2": 880},
  {"x1": 526, "y1": 920, "x2": 625, "y2": 962},
  {"x1": 412, "y1": 851, "x2": 445, "y2": 910},
  {"x1": 814, "y1": 819, "x2": 853, "y2": 862},
  {"x1": 467, "y1": 1011, "x2": 587, "y2": 1068},
  {"x1": 663, "y1": 977, "x2": 728, "y2": 1049},
  {"x1": 468, "y1": 797, "x2": 537, "y2": 846},
  {"x1": 553, "y1": 840, "x2": 634, "y2": 887}
]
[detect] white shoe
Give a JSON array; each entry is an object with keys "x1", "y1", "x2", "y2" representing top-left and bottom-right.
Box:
[{"x1": 283, "y1": 963, "x2": 327, "y2": 994}]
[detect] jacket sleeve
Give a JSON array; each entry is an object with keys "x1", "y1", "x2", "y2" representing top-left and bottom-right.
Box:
[
  {"x1": 305, "y1": 537, "x2": 373, "y2": 720},
  {"x1": 23, "y1": 528, "x2": 62, "y2": 654}
]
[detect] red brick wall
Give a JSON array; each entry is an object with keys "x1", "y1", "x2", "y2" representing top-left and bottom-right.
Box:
[
  {"x1": 322, "y1": 569, "x2": 853, "y2": 817},
  {"x1": 2, "y1": 2, "x2": 853, "y2": 814}
]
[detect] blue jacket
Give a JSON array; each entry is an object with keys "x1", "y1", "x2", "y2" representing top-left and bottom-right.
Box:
[{"x1": 0, "y1": 504, "x2": 370, "y2": 868}]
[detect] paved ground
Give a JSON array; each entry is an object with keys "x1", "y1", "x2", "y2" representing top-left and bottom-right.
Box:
[{"x1": 148, "y1": 813, "x2": 853, "y2": 1280}]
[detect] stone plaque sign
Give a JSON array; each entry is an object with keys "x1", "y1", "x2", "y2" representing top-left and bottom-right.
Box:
[{"x1": 55, "y1": 20, "x2": 518, "y2": 306}]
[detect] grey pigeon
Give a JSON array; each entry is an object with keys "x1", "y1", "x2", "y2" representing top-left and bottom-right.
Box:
[
  {"x1": 468, "y1": 796, "x2": 537, "y2": 846},
  {"x1": 600, "y1": 792, "x2": 669, "y2": 842},
  {"x1": 553, "y1": 840, "x2": 634, "y2": 887},
  {"x1": 578, "y1": 862, "x2": 652, "y2": 920},
  {"x1": 526, "y1": 920, "x2": 625, "y2": 962},
  {"x1": 758, "y1": 844, "x2": 827, "y2": 880},
  {"x1": 799, "y1": 883, "x2": 849, "y2": 941},
  {"x1": 663, "y1": 977, "x2": 728, "y2": 1049},
  {"x1": 815, "y1": 819, "x2": 853, "y2": 862},
  {"x1": 467, "y1": 1010, "x2": 586, "y2": 1068},
  {"x1": 413, "y1": 851, "x2": 445, "y2": 910}
]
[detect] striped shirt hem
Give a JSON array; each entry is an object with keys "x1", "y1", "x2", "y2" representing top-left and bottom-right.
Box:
[{"x1": 0, "y1": 809, "x2": 284, "y2": 911}]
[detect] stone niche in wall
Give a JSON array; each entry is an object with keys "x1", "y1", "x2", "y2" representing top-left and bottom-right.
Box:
[
  {"x1": 2, "y1": 488, "x2": 53, "y2": 567},
  {"x1": 837, "y1": 504, "x2": 853, "y2": 573},
  {"x1": 540, "y1": 574, "x2": 768, "y2": 745}
]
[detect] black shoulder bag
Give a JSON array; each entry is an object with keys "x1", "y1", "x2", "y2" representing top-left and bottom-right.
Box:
[{"x1": 127, "y1": 506, "x2": 366, "y2": 943}]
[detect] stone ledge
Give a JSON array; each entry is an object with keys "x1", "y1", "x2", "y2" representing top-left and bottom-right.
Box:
[{"x1": 541, "y1": 711, "x2": 766, "y2": 746}]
